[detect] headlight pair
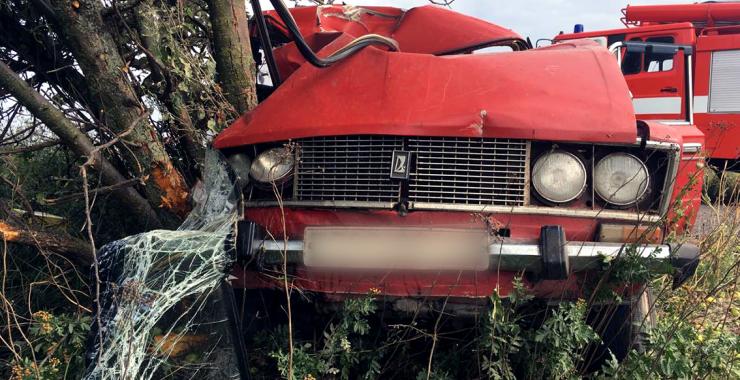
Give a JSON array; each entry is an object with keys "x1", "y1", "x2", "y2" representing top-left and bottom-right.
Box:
[{"x1": 532, "y1": 151, "x2": 649, "y2": 206}]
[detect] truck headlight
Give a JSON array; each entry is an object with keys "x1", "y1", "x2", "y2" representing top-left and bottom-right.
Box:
[
  {"x1": 594, "y1": 153, "x2": 649, "y2": 206},
  {"x1": 250, "y1": 147, "x2": 294, "y2": 184},
  {"x1": 531, "y1": 151, "x2": 587, "y2": 204}
]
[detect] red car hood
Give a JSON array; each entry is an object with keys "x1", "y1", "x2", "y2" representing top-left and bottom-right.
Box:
[{"x1": 215, "y1": 39, "x2": 636, "y2": 149}]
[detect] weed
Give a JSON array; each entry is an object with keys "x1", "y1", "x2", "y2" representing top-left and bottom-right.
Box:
[
  {"x1": 525, "y1": 301, "x2": 600, "y2": 380},
  {"x1": 270, "y1": 293, "x2": 380, "y2": 380},
  {"x1": 479, "y1": 280, "x2": 530, "y2": 379},
  {"x1": 9, "y1": 312, "x2": 90, "y2": 380}
]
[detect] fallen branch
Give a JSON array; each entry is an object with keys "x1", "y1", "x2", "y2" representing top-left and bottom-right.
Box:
[{"x1": 0, "y1": 219, "x2": 93, "y2": 266}]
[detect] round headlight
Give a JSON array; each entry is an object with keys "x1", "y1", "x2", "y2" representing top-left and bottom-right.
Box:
[
  {"x1": 531, "y1": 151, "x2": 587, "y2": 204},
  {"x1": 594, "y1": 153, "x2": 649, "y2": 206},
  {"x1": 250, "y1": 147, "x2": 294, "y2": 184}
]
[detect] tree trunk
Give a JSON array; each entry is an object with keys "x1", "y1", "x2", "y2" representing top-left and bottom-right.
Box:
[
  {"x1": 0, "y1": 60, "x2": 163, "y2": 228},
  {"x1": 47, "y1": 0, "x2": 191, "y2": 226},
  {"x1": 207, "y1": 0, "x2": 258, "y2": 114}
]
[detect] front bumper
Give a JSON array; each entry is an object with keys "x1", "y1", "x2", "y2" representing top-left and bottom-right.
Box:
[{"x1": 236, "y1": 222, "x2": 699, "y2": 289}]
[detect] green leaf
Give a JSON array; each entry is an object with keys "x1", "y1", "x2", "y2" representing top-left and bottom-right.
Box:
[{"x1": 206, "y1": 119, "x2": 217, "y2": 132}]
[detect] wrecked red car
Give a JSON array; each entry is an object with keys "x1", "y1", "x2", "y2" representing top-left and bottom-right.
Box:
[{"x1": 215, "y1": 3, "x2": 704, "y2": 354}]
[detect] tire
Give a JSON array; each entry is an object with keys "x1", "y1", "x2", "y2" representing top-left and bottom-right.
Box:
[
  {"x1": 627, "y1": 287, "x2": 657, "y2": 353},
  {"x1": 586, "y1": 288, "x2": 657, "y2": 370}
]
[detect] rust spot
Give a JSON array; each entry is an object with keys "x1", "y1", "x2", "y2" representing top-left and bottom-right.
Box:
[
  {"x1": 150, "y1": 163, "x2": 190, "y2": 217},
  {"x1": 0, "y1": 221, "x2": 20, "y2": 241},
  {"x1": 472, "y1": 213, "x2": 505, "y2": 238}
]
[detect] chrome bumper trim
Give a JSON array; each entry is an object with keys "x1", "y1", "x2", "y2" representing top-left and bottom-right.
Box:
[
  {"x1": 254, "y1": 239, "x2": 670, "y2": 273},
  {"x1": 487, "y1": 241, "x2": 669, "y2": 272}
]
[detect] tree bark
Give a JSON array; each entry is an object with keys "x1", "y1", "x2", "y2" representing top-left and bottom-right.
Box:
[
  {"x1": 207, "y1": 0, "x2": 258, "y2": 114},
  {"x1": 0, "y1": 60, "x2": 163, "y2": 228},
  {"x1": 46, "y1": 0, "x2": 191, "y2": 225},
  {"x1": 0, "y1": 219, "x2": 93, "y2": 267},
  {"x1": 135, "y1": 1, "x2": 205, "y2": 171}
]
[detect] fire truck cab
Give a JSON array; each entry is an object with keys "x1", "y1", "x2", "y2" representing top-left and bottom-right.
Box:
[{"x1": 556, "y1": 2, "x2": 740, "y2": 169}]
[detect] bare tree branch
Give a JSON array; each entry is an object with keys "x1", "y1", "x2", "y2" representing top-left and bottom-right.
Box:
[
  {"x1": 0, "y1": 60, "x2": 163, "y2": 227},
  {"x1": 0, "y1": 139, "x2": 60, "y2": 155}
]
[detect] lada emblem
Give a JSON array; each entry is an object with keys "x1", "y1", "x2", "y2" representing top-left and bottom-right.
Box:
[{"x1": 390, "y1": 150, "x2": 411, "y2": 179}]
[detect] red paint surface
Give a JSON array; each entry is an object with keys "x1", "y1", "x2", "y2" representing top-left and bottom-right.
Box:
[
  {"x1": 245, "y1": 208, "x2": 601, "y2": 241},
  {"x1": 214, "y1": 39, "x2": 636, "y2": 149},
  {"x1": 640, "y1": 120, "x2": 704, "y2": 231},
  {"x1": 259, "y1": 5, "x2": 522, "y2": 56},
  {"x1": 694, "y1": 33, "x2": 740, "y2": 160},
  {"x1": 260, "y1": 5, "x2": 524, "y2": 82},
  {"x1": 233, "y1": 266, "x2": 587, "y2": 299},
  {"x1": 624, "y1": 3, "x2": 740, "y2": 26},
  {"x1": 557, "y1": 23, "x2": 695, "y2": 41},
  {"x1": 233, "y1": 267, "x2": 641, "y2": 300}
]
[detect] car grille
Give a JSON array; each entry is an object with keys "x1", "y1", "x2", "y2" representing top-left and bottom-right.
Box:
[
  {"x1": 294, "y1": 135, "x2": 529, "y2": 207},
  {"x1": 407, "y1": 137, "x2": 528, "y2": 206},
  {"x1": 296, "y1": 136, "x2": 403, "y2": 202}
]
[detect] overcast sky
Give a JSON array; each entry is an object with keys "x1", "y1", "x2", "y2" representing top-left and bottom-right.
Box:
[{"x1": 263, "y1": 1, "x2": 686, "y2": 42}]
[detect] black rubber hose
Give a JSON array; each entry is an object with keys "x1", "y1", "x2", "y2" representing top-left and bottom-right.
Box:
[
  {"x1": 251, "y1": 0, "x2": 281, "y2": 86},
  {"x1": 267, "y1": 0, "x2": 399, "y2": 68}
]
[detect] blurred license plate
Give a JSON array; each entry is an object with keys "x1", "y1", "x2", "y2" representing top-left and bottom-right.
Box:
[{"x1": 304, "y1": 227, "x2": 489, "y2": 271}]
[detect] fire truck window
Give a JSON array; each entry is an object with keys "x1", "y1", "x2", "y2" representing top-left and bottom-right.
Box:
[
  {"x1": 621, "y1": 38, "x2": 643, "y2": 75},
  {"x1": 645, "y1": 36, "x2": 675, "y2": 73},
  {"x1": 607, "y1": 34, "x2": 626, "y2": 48}
]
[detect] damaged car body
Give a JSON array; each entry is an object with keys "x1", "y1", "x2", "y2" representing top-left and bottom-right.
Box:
[{"x1": 215, "y1": 2, "x2": 704, "y2": 349}]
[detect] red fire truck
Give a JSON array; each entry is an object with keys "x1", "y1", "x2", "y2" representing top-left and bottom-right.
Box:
[
  {"x1": 216, "y1": 3, "x2": 703, "y2": 360},
  {"x1": 555, "y1": 1, "x2": 740, "y2": 170}
]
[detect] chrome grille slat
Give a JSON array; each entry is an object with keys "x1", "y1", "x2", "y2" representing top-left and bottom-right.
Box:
[{"x1": 294, "y1": 136, "x2": 528, "y2": 206}]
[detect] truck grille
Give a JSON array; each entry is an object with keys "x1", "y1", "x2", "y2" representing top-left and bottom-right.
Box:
[{"x1": 295, "y1": 136, "x2": 529, "y2": 207}]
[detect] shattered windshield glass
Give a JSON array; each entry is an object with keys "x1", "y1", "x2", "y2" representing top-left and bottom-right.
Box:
[{"x1": 84, "y1": 151, "x2": 242, "y2": 380}]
